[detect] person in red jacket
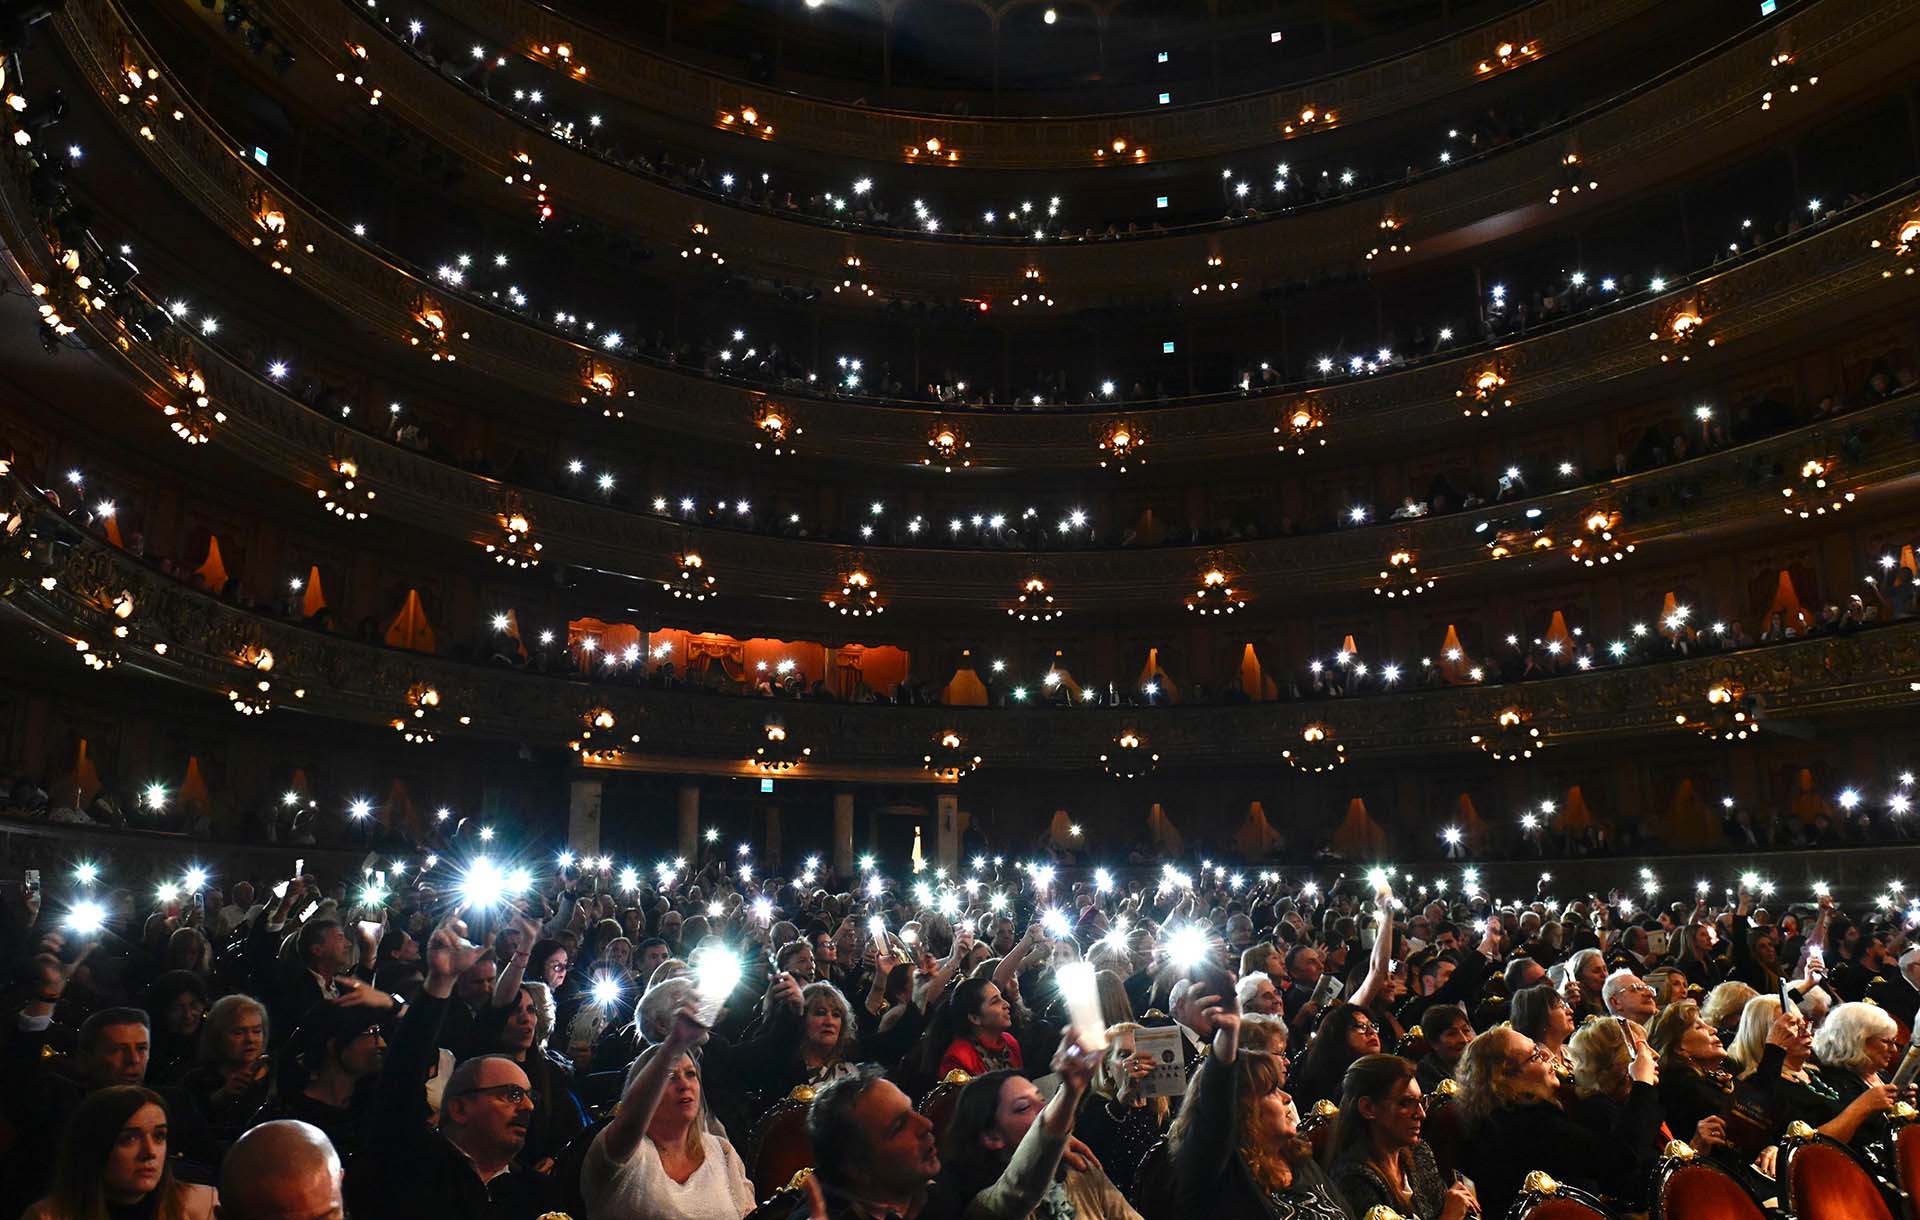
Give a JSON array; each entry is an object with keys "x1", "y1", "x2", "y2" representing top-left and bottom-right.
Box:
[{"x1": 934, "y1": 977, "x2": 1024, "y2": 1077}]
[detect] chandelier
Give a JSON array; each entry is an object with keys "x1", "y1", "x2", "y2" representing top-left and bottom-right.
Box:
[
  {"x1": 1373, "y1": 549, "x2": 1434, "y2": 598},
  {"x1": 229, "y1": 677, "x2": 273, "y2": 716},
  {"x1": 1100, "y1": 731, "x2": 1159, "y2": 780},
  {"x1": 318, "y1": 458, "x2": 374, "y2": 521},
  {"x1": 1008, "y1": 577, "x2": 1061, "y2": 622},
  {"x1": 1097, "y1": 420, "x2": 1144, "y2": 471},
  {"x1": 1651, "y1": 303, "x2": 1712, "y2": 362},
  {"x1": 828, "y1": 568, "x2": 883, "y2": 617},
  {"x1": 755, "y1": 722, "x2": 812, "y2": 772},
  {"x1": 579, "y1": 365, "x2": 627, "y2": 419},
  {"x1": 485, "y1": 508, "x2": 543, "y2": 569},
  {"x1": 1568, "y1": 508, "x2": 1634, "y2": 566},
  {"x1": 924, "y1": 730, "x2": 981, "y2": 780},
  {"x1": 162, "y1": 371, "x2": 224, "y2": 444},
  {"x1": 1456, "y1": 367, "x2": 1512, "y2": 417},
  {"x1": 1780, "y1": 458, "x2": 1854, "y2": 519},
  {"x1": 1275, "y1": 402, "x2": 1327, "y2": 455},
  {"x1": 1677, "y1": 681, "x2": 1760, "y2": 742},
  {"x1": 392, "y1": 681, "x2": 444, "y2": 744},
  {"x1": 752, "y1": 401, "x2": 800, "y2": 455},
  {"x1": 925, "y1": 424, "x2": 972, "y2": 471},
  {"x1": 1283, "y1": 723, "x2": 1348, "y2": 773},
  {"x1": 1472, "y1": 708, "x2": 1546, "y2": 761},
  {"x1": 663, "y1": 551, "x2": 717, "y2": 601},
  {"x1": 1185, "y1": 567, "x2": 1245, "y2": 615}
]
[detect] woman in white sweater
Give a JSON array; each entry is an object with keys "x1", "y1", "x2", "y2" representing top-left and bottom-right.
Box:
[{"x1": 583, "y1": 1007, "x2": 755, "y2": 1220}]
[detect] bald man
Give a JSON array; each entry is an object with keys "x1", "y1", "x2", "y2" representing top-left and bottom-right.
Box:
[{"x1": 219, "y1": 1120, "x2": 343, "y2": 1220}]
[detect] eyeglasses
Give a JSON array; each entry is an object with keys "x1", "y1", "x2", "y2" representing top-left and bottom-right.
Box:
[
  {"x1": 1350, "y1": 1020, "x2": 1379, "y2": 1035},
  {"x1": 453, "y1": 1083, "x2": 539, "y2": 1105}
]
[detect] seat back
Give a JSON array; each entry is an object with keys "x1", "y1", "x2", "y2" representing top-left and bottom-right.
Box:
[
  {"x1": 1422, "y1": 1083, "x2": 1465, "y2": 1182},
  {"x1": 749, "y1": 1093, "x2": 816, "y2": 1197},
  {"x1": 1300, "y1": 1099, "x2": 1338, "y2": 1160},
  {"x1": 1397, "y1": 1026, "x2": 1430, "y2": 1062},
  {"x1": 1778, "y1": 1127, "x2": 1896, "y2": 1220},
  {"x1": 1895, "y1": 1120, "x2": 1920, "y2": 1217},
  {"x1": 1511, "y1": 1171, "x2": 1616, "y2": 1220},
  {"x1": 1130, "y1": 1139, "x2": 1175, "y2": 1220},
  {"x1": 1655, "y1": 1160, "x2": 1767, "y2": 1220},
  {"x1": 917, "y1": 1070, "x2": 971, "y2": 1146}
]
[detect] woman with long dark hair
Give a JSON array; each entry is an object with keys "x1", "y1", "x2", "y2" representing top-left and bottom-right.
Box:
[
  {"x1": 1288, "y1": 1002, "x2": 1383, "y2": 1107},
  {"x1": 933, "y1": 1061, "x2": 1131, "y2": 1220},
  {"x1": 1168, "y1": 1006, "x2": 1350, "y2": 1219},
  {"x1": 1323, "y1": 1055, "x2": 1476, "y2": 1220},
  {"x1": 25, "y1": 1086, "x2": 216, "y2": 1220},
  {"x1": 931, "y1": 976, "x2": 1025, "y2": 1077}
]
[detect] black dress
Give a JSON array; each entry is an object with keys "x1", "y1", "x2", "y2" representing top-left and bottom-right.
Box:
[{"x1": 1458, "y1": 1085, "x2": 1663, "y2": 1220}]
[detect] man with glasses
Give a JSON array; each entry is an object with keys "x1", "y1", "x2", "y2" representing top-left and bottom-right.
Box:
[
  {"x1": 1601, "y1": 969, "x2": 1659, "y2": 1025},
  {"x1": 345, "y1": 924, "x2": 558, "y2": 1220}
]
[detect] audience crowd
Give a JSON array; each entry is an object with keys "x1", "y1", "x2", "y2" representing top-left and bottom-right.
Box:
[{"x1": 9, "y1": 835, "x2": 1920, "y2": 1220}]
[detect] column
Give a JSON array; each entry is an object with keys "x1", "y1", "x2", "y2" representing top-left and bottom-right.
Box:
[
  {"x1": 936, "y1": 792, "x2": 960, "y2": 873},
  {"x1": 677, "y1": 782, "x2": 700, "y2": 861},
  {"x1": 833, "y1": 791, "x2": 855, "y2": 877},
  {"x1": 567, "y1": 779, "x2": 603, "y2": 855}
]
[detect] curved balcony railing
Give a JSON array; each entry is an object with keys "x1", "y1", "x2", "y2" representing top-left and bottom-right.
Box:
[
  {"x1": 37, "y1": 0, "x2": 1920, "y2": 469},
  {"x1": 243, "y1": 0, "x2": 1920, "y2": 306},
  {"x1": 372, "y1": 0, "x2": 1660, "y2": 165},
  {"x1": 6, "y1": 470, "x2": 1918, "y2": 771}
]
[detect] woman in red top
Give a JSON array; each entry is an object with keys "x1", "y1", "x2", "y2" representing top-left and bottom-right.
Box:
[{"x1": 935, "y1": 977, "x2": 1025, "y2": 1077}]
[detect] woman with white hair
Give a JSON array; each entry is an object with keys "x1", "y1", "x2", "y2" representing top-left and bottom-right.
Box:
[
  {"x1": 1729, "y1": 996, "x2": 1898, "y2": 1147},
  {"x1": 1812, "y1": 1001, "x2": 1906, "y2": 1153}
]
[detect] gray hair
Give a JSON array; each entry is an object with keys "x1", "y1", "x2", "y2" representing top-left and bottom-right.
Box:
[
  {"x1": 1235, "y1": 971, "x2": 1275, "y2": 1009},
  {"x1": 637, "y1": 976, "x2": 698, "y2": 1045},
  {"x1": 1813, "y1": 1001, "x2": 1897, "y2": 1073},
  {"x1": 1600, "y1": 969, "x2": 1642, "y2": 1014}
]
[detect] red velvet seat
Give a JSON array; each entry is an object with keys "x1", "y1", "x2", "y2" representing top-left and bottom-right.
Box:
[
  {"x1": 1778, "y1": 1127, "x2": 1895, "y2": 1220},
  {"x1": 1896, "y1": 1122, "x2": 1920, "y2": 1220},
  {"x1": 748, "y1": 1091, "x2": 815, "y2": 1198},
  {"x1": 917, "y1": 1070, "x2": 971, "y2": 1145},
  {"x1": 1422, "y1": 1084, "x2": 1465, "y2": 1182},
  {"x1": 1654, "y1": 1149, "x2": 1767, "y2": 1220}
]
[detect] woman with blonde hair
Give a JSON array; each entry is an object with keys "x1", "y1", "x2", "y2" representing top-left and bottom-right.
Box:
[
  {"x1": 585, "y1": 1004, "x2": 753, "y2": 1220},
  {"x1": 1811, "y1": 1001, "x2": 1906, "y2": 1154},
  {"x1": 1729, "y1": 996, "x2": 1897, "y2": 1147},
  {"x1": 168, "y1": 994, "x2": 269, "y2": 1161},
  {"x1": 1076, "y1": 1022, "x2": 1165, "y2": 1195},
  {"x1": 1699, "y1": 981, "x2": 1758, "y2": 1043},
  {"x1": 26, "y1": 1087, "x2": 215, "y2": 1220},
  {"x1": 1455, "y1": 1023, "x2": 1662, "y2": 1218}
]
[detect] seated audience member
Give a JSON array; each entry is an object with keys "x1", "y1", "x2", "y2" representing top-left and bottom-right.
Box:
[
  {"x1": 1324, "y1": 1054, "x2": 1477, "y2": 1220},
  {"x1": 473, "y1": 956, "x2": 589, "y2": 1171},
  {"x1": 1455, "y1": 1024, "x2": 1662, "y2": 1218},
  {"x1": 345, "y1": 924, "x2": 559, "y2": 1220},
  {"x1": 26, "y1": 1086, "x2": 216, "y2": 1220},
  {"x1": 1236, "y1": 971, "x2": 1283, "y2": 1016},
  {"x1": 1289, "y1": 1001, "x2": 1384, "y2": 1106},
  {"x1": 1507, "y1": 984, "x2": 1575, "y2": 1082},
  {"x1": 1646, "y1": 999, "x2": 1740, "y2": 1147},
  {"x1": 803, "y1": 1065, "x2": 945, "y2": 1220},
  {"x1": 1811, "y1": 1001, "x2": 1908, "y2": 1158},
  {"x1": 217, "y1": 1120, "x2": 346, "y2": 1220},
  {"x1": 251, "y1": 1001, "x2": 389, "y2": 1157},
  {"x1": 1413, "y1": 1004, "x2": 1472, "y2": 1092},
  {"x1": 1729, "y1": 995, "x2": 1897, "y2": 1146},
  {"x1": 932, "y1": 977, "x2": 1025, "y2": 1076},
  {"x1": 1168, "y1": 1004, "x2": 1351, "y2": 1219},
  {"x1": 1698, "y1": 981, "x2": 1758, "y2": 1045},
  {"x1": 928, "y1": 1039, "x2": 1121, "y2": 1220},
  {"x1": 1601, "y1": 969, "x2": 1659, "y2": 1025},
  {"x1": 166, "y1": 994, "x2": 270, "y2": 1164},
  {"x1": 583, "y1": 1004, "x2": 753, "y2": 1220},
  {"x1": 142, "y1": 970, "x2": 209, "y2": 1084},
  {"x1": 1565, "y1": 1015, "x2": 1703, "y2": 1210},
  {"x1": 1075, "y1": 1023, "x2": 1166, "y2": 1195}
]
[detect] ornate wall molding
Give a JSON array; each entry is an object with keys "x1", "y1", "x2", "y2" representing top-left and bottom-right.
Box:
[{"x1": 7, "y1": 473, "x2": 1918, "y2": 771}]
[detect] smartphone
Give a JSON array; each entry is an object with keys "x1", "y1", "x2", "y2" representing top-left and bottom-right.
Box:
[
  {"x1": 1780, "y1": 979, "x2": 1795, "y2": 1014},
  {"x1": 24, "y1": 869, "x2": 40, "y2": 896},
  {"x1": 298, "y1": 900, "x2": 320, "y2": 921},
  {"x1": 1617, "y1": 1017, "x2": 1638, "y2": 1063},
  {"x1": 272, "y1": 881, "x2": 289, "y2": 899},
  {"x1": 294, "y1": 857, "x2": 305, "y2": 877}
]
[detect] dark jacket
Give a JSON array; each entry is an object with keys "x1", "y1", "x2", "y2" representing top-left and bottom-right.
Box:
[
  {"x1": 342, "y1": 993, "x2": 559, "y2": 1220},
  {"x1": 1459, "y1": 1084, "x2": 1662, "y2": 1218},
  {"x1": 1330, "y1": 1142, "x2": 1445, "y2": 1220},
  {"x1": 1171, "y1": 1053, "x2": 1351, "y2": 1220}
]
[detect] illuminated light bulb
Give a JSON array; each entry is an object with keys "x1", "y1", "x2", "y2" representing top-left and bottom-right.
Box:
[{"x1": 67, "y1": 899, "x2": 107, "y2": 934}]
